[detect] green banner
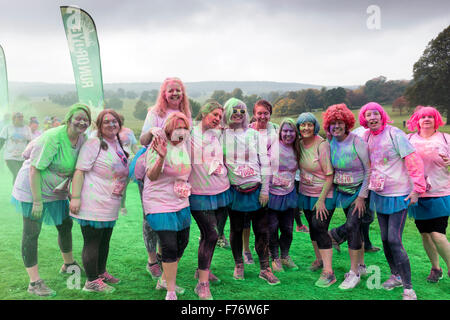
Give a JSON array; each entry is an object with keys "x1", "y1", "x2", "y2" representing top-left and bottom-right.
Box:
[
  {"x1": 0, "y1": 45, "x2": 9, "y2": 110},
  {"x1": 60, "y1": 6, "x2": 104, "y2": 109}
]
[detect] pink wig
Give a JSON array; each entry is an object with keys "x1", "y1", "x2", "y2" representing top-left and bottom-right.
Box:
[
  {"x1": 322, "y1": 103, "x2": 356, "y2": 133},
  {"x1": 152, "y1": 77, "x2": 191, "y2": 120},
  {"x1": 406, "y1": 106, "x2": 444, "y2": 132},
  {"x1": 358, "y1": 102, "x2": 393, "y2": 129}
]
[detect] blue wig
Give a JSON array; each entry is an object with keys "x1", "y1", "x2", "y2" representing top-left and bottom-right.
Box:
[{"x1": 296, "y1": 112, "x2": 320, "y2": 135}]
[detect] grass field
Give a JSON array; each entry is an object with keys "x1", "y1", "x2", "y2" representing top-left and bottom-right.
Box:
[{"x1": 0, "y1": 161, "x2": 448, "y2": 301}]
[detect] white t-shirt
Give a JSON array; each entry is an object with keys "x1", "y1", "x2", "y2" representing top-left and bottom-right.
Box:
[{"x1": 0, "y1": 125, "x2": 32, "y2": 161}]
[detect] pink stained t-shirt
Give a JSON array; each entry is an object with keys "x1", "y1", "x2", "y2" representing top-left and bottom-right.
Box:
[
  {"x1": 71, "y1": 137, "x2": 129, "y2": 222},
  {"x1": 298, "y1": 135, "x2": 334, "y2": 198},
  {"x1": 142, "y1": 141, "x2": 192, "y2": 214},
  {"x1": 188, "y1": 125, "x2": 230, "y2": 195},
  {"x1": 269, "y1": 140, "x2": 298, "y2": 196},
  {"x1": 408, "y1": 132, "x2": 450, "y2": 198},
  {"x1": 140, "y1": 107, "x2": 192, "y2": 141}
]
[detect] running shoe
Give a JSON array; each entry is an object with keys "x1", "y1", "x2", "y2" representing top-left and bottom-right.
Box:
[
  {"x1": 27, "y1": 279, "x2": 56, "y2": 297},
  {"x1": 296, "y1": 225, "x2": 309, "y2": 233},
  {"x1": 271, "y1": 258, "x2": 284, "y2": 272},
  {"x1": 59, "y1": 260, "x2": 84, "y2": 275},
  {"x1": 194, "y1": 282, "x2": 213, "y2": 300},
  {"x1": 99, "y1": 271, "x2": 120, "y2": 284},
  {"x1": 281, "y1": 256, "x2": 299, "y2": 270},
  {"x1": 358, "y1": 264, "x2": 368, "y2": 277},
  {"x1": 339, "y1": 270, "x2": 360, "y2": 290},
  {"x1": 216, "y1": 236, "x2": 231, "y2": 249},
  {"x1": 155, "y1": 279, "x2": 185, "y2": 295},
  {"x1": 259, "y1": 268, "x2": 281, "y2": 285},
  {"x1": 83, "y1": 278, "x2": 115, "y2": 293},
  {"x1": 243, "y1": 251, "x2": 254, "y2": 264},
  {"x1": 382, "y1": 274, "x2": 403, "y2": 290},
  {"x1": 165, "y1": 291, "x2": 177, "y2": 300},
  {"x1": 365, "y1": 246, "x2": 381, "y2": 253},
  {"x1": 194, "y1": 269, "x2": 221, "y2": 284},
  {"x1": 402, "y1": 289, "x2": 417, "y2": 300},
  {"x1": 426, "y1": 267, "x2": 443, "y2": 283},
  {"x1": 315, "y1": 271, "x2": 337, "y2": 288},
  {"x1": 146, "y1": 262, "x2": 163, "y2": 280},
  {"x1": 328, "y1": 231, "x2": 341, "y2": 253},
  {"x1": 309, "y1": 259, "x2": 323, "y2": 272},
  {"x1": 233, "y1": 263, "x2": 245, "y2": 281}
]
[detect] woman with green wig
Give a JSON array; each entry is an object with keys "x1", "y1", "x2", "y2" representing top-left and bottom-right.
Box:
[
  {"x1": 222, "y1": 97, "x2": 280, "y2": 285},
  {"x1": 12, "y1": 103, "x2": 91, "y2": 297}
]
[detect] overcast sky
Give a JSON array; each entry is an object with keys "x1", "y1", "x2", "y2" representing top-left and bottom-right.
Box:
[{"x1": 0, "y1": 0, "x2": 449, "y2": 86}]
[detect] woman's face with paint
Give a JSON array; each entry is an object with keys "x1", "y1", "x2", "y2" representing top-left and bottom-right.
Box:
[
  {"x1": 13, "y1": 114, "x2": 24, "y2": 127},
  {"x1": 254, "y1": 105, "x2": 270, "y2": 128},
  {"x1": 203, "y1": 108, "x2": 223, "y2": 130},
  {"x1": 230, "y1": 107, "x2": 246, "y2": 125},
  {"x1": 69, "y1": 110, "x2": 90, "y2": 135},
  {"x1": 101, "y1": 113, "x2": 120, "y2": 139},
  {"x1": 418, "y1": 115, "x2": 435, "y2": 130},
  {"x1": 280, "y1": 123, "x2": 296, "y2": 145},
  {"x1": 329, "y1": 119, "x2": 347, "y2": 140},
  {"x1": 170, "y1": 118, "x2": 189, "y2": 145},
  {"x1": 165, "y1": 81, "x2": 183, "y2": 108},
  {"x1": 299, "y1": 122, "x2": 315, "y2": 139},
  {"x1": 364, "y1": 109, "x2": 382, "y2": 132}
]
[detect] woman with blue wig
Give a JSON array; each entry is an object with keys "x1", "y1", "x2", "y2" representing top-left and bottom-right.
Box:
[{"x1": 296, "y1": 112, "x2": 336, "y2": 288}]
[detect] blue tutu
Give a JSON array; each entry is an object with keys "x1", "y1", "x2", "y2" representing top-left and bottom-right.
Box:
[
  {"x1": 408, "y1": 195, "x2": 450, "y2": 220},
  {"x1": 298, "y1": 192, "x2": 336, "y2": 211},
  {"x1": 73, "y1": 218, "x2": 116, "y2": 229},
  {"x1": 12, "y1": 197, "x2": 69, "y2": 226},
  {"x1": 145, "y1": 207, "x2": 191, "y2": 231},
  {"x1": 229, "y1": 185, "x2": 262, "y2": 212},
  {"x1": 336, "y1": 186, "x2": 361, "y2": 210},
  {"x1": 369, "y1": 191, "x2": 413, "y2": 215},
  {"x1": 189, "y1": 189, "x2": 232, "y2": 211},
  {"x1": 269, "y1": 189, "x2": 298, "y2": 211}
]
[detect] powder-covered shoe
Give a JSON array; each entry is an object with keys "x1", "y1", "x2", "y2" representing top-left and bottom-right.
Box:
[
  {"x1": 82, "y1": 278, "x2": 115, "y2": 293},
  {"x1": 339, "y1": 270, "x2": 360, "y2": 290},
  {"x1": 146, "y1": 262, "x2": 162, "y2": 280},
  {"x1": 382, "y1": 274, "x2": 403, "y2": 291},
  {"x1": 259, "y1": 268, "x2": 280, "y2": 285},
  {"x1": 99, "y1": 271, "x2": 120, "y2": 284},
  {"x1": 281, "y1": 256, "x2": 299, "y2": 271},
  {"x1": 233, "y1": 263, "x2": 245, "y2": 281},
  {"x1": 27, "y1": 279, "x2": 56, "y2": 297},
  {"x1": 155, "y1": 278, "x2": 185, "y2": 295},
  {"x1": 243, "y1": 251, "x2": 254, "y2": 264},
  {"x1": 426, "y1": 267, "x2": 443, "y2": 283},
  {"x1": 271, "y1": 258, "x2": 284, "y2": 272},
  {"x1": 402, "y1": 289, "x2": 417, "y2": 300},
  {"x1": 194, "y1": 282, "x2": 213, "y2": 300},
  {"x1": 315, "y1": 271, "x2": 337, "y2": 288}
]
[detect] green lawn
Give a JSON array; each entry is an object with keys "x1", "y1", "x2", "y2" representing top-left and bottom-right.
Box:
[{"x1": 0, "y1": 162, "x2": 448, "y2": 301}]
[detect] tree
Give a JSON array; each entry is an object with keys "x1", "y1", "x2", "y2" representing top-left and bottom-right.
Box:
[
  {"x1": 304, "y1": 89, "x2": 321, "y2": 112},
  {"x1": 405, "y1": 25, "x2": 450, "y2": 124},
  {"x1": 392, "y1": 96, "x2": 408, "y2": 115},
  {"x1": 189, "y1": 98, "x2": 201, "y2": 119},
  {"x1": 323, "y1": 87, "x2": 347, "y2": 108},
  {"x1": 346, "y1": 87, "x2": 368, "y2": 109},
  {"x1": 126, "y1": 90, "x2": 138, "y2": 99},
  {"x1": 106, "y1": 97, "x2": 123, "y2": 110},
  {"x1": 133, "y1": 100, "x2": 149, "y2": 120}
]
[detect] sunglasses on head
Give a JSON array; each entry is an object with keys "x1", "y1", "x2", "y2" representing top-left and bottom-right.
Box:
[{"x1": 232, "y1": 109, "x2": 246, "y2": 114}]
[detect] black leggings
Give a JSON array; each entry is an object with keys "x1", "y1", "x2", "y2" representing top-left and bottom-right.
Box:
[
  {"x1": 229, "y1": 208, "x2": 270, "y2": 270},
  {"x1": 6, "y1": 160, "x2": 24, "y2": 185},
  {"x1": 191, "y1": 207, "x2": 227, "y2": 270},
  {"x1": 304, "y1": 208, "x2": 335, "y2": 250},
  {"x1": 22, "y1": 216, "x2": 73, "y2": 268},
  {"x1": 268, "y1": 207, "x2": 295, "y2": 259},
  {"x1": 155, "y1": 228, "x2": 190, "y2": 263},
  {"x1": 80, "y1": 225, "x2": 114, "y2": 282}
]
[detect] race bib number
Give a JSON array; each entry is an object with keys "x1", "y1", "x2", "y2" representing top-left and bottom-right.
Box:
[
  {"x1": 234, "y1": 165, "x2": 257, "y2": 178},
  {"x1": 368, "y1": 172, "x2": 386, "y2": 192},
  {"x1": 273, "y1": 172, "x2": 294, "y2": 188},
  {"x1": 300, "y1": 171, "x2": 314, "y2": 186},
  {"x1": 112, "y1": 179, "x2": 126, "y2": 197},
  {"x1": 174, "y1": 180, "x2": 191, "y2": 198},
  {"x1": 334, "y1": 171, "x2": 354, "y2": 185}
]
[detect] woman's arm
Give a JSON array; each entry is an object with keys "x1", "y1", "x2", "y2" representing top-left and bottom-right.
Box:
[
  {"x1": 29, "y1": 165, "x2": 43, "y2": 219},
  {"x1": 146, "y1": 137, "x2": 167, "y2": 181},
  {"x1": 69, "y1": 169, "x2": 85, "y2": 215}
]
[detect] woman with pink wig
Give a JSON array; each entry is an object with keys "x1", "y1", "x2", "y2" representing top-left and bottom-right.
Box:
[
  {"x1": 406, "y1": 106, "x2": 450, "y2": 283},
  {"x1": 360, "y1": 102, "x2": 426, "y2": 300},
  {"x1": 323, "y1": 104, "x2": 370, "y2": 290}
]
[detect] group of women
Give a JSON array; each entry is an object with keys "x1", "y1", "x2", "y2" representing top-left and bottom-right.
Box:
[{"x1": 9, "y1": 77, "x2": 449, "y2": 301}]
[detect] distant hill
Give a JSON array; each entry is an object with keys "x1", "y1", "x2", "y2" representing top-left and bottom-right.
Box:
[{"x1": 8, "y1": 81, "x2": 359, "y2": 99}]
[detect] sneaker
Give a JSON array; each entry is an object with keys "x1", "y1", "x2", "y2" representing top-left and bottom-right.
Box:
[
  {"x1": 426, "y1": 267, "x2": 443, "y2": 283},
  {"x1": 339, "y1": 270, "x2": 361, "y2": 290},
  {"x1": 27, "y1": 279, "x2": 56, "y2": 297},
  {"x1": 59, "y1": 261, "x2": 84, "y2": 275},
  {"x1": 365, "y1": 246, "x2": 381, "y2": 253},
  {"x1": 315, "y1": 271, "x2": 337, "y2": 288},
  {"x1": 281, "y1": 256, "x2": 299, "y2": 270},
  {"x1": 99, "y1": 271, "x2": 120, "y2": 284},
  {"x1": 216, "y1": 236, "x2": 231, "y2": 249},
  {"x1": 155, "y1": 278, "x2": 185, "y2": 295},
  {"x1": 243, "y1": 251, "x2": 254, "y2": 264},
  {"x1": 165, "y1": 291, "x2": 177, "y2": 300},
  {"x1": 271, "y1": 258, "x2": 284, "y2": 272},
  {"x1": 328, "y1": 231, "x2": 341, "y2": 253},
  {"x1": 402, "y1": 289, "x2": 417, "y2": 300},
  {"x1": 194, "y1": 282, "x2": 213, "y2": 300},
  {"x1": 194, "y1": 269, "x2": 221, "y2": 284},
  {"x1": 233, "y1": 263, "x2": 245, "y2": 281},
  {"x1": 296, "y1": 225, "x2": 309, "y2": 233},
  {"x1": 147, "y1": 262, "x2": 163, "y2": 280},
  {"x1": 358, "y1": 264, "x2": 368, "y2": 277},
  {"x1": 382, "y1": 274, "x2": 403, "y2": 290},
  {"x1": 309, "y1": 259, "x2": 323, "y2": 272},
  {"x1": 83, "y1": 278, "x2": 115, "y2": 293},
  {"x1": 259, "y1": 268, "x2": 281, "y2": 285}
]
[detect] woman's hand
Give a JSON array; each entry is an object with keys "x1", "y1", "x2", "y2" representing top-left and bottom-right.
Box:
[
  {"x1": 259, "y1": 193, "x2": 269, "y2": 207},
  {"x1": 150, "y1": 127, "x2": 166, "y2": 140},
  {"x1": 69, "y1": 198, "x2": 81, "y2": 215},
  {"x1": 152, "y1": 137, "x2": 167, "y2": 158},
  {"x1": 314, "y1": 199, "x2": 329, "y2": 221},
  {"x1": 31, "y1": 201, "x2": 43, "y2": 219},
  {"x1": 404, "y1": 191, "x2": 419, "y2": 206},
  {"x1": 351, "y1": 197, "x2": 366, "y2": 218},
  {"x1": 439, "y1": 153, "x2": 450, "y2": 166}
]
